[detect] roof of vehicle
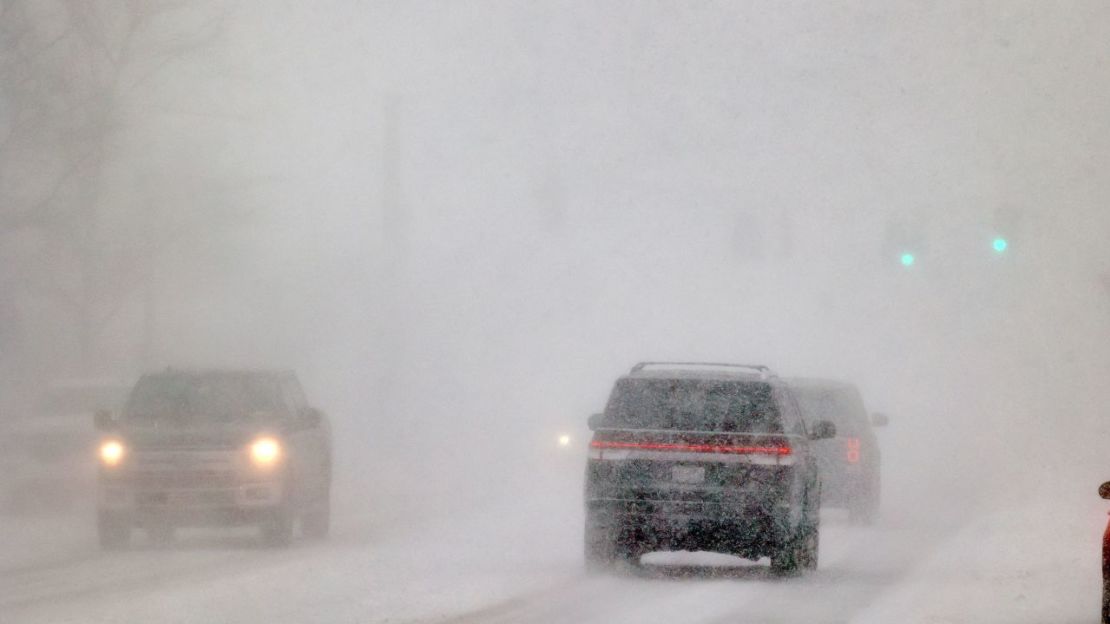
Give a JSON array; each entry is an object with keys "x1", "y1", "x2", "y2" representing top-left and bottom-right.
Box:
[
  {"x1": 624, "y1": 362, "x2": 779, "y2": 384},
  {"x1": 141, "y1": 368, "x2": 297, "y2": 378},
  {"x1": 786, "y1": 378, "x2": 872, "y2": 430},
  {"x1": 784, "y1": 377, "x2": 859, "y2": 391}
]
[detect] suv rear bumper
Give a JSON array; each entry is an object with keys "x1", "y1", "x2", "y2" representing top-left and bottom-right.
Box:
[
  {"x1": 819, "y1": 463, "x2": 878, "y2": 507},
  {"x1": 586, "y1": 496, "x2": 793, "y2": 557}
]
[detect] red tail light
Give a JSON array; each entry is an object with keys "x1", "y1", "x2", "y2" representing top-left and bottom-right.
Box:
[
  {"x1": 845, "y1": 437, "x2": 861, "y2": 464},
  {"x1": 589, "y1": 440, "x2": 792, "y2": 456}
]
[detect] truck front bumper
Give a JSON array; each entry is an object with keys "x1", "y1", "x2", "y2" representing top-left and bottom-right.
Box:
[{"x1": 98, "y1": 481, "x2": 285, "y2": 526}]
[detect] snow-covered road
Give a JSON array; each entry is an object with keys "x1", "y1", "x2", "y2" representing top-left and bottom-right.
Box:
[{"x1": 0, "y1": 473, "x2": 1101, "y2": 623}]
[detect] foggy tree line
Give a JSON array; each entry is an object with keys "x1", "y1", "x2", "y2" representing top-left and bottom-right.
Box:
[{"x1": 0, "y1": 0, "x2": 244, "y2": 413}]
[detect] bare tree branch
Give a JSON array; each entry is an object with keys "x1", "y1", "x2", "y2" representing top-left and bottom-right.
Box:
[
  {"x1": 1, "y1": 0, "x2": 243, "y2": 372},
  {"x1": 124, "y1": 9, "x2": 228, "y2": 92},
  {"x1": 0, "y1": 149, "x2": 96, "y2": 232}
]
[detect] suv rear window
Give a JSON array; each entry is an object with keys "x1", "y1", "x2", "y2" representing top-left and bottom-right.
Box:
[
  {"x1": 601, "y1": 378, "x2": 781, "y2": 433},
  {"x1": 123, "y1": 374, "x2": 289, "y2": 426},
  {"x1": 793, "y1": 386, "x2": 867, "y2": 435}
]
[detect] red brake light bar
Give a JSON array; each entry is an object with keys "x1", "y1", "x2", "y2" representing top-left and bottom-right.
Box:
[{"x1": 589, "y1": 440, "x2": 792, "y2": 456}]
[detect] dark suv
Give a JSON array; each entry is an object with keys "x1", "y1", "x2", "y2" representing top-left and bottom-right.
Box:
[
  {"x1": 584, "y1": 362, "x2": 835, "y2": 574},
  {"x1": 788, "y1": 378, "x2": 887, "y2": 524},
  {"x1": 94, "y1": 369, "x2": 332, "y2": 548}
]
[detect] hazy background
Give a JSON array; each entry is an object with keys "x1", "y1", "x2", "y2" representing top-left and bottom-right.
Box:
[{"x1": 3, "y1": 0, "x2": 1110, "y2": 525}]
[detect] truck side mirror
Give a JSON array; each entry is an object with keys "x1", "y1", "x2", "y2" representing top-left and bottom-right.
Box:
[
  {"x1": 871, "y1": 413, "x2": 890, "y2": 427},
  {"x1": 587, "y1": 413, "x2": 604, "y2": 430},
  {"x1": 809, "y1": 420, "x2": 836, "y2": 440},
  {"x1": 1099, "y1": 482, "x2": 1110, "y2": 500},
  {"x1": 94, "y1": 409, "x2": 114, "y2": 431}
]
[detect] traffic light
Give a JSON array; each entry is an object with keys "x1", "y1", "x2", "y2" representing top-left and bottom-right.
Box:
[
  {"x1": 883, "y1": 217, "x2": 926, "y2": 269},
  {"x1": 991, "y1": 207, "x2": 1021, "y2": 256}
]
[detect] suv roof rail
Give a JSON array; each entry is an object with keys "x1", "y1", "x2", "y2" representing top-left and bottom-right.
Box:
[{"x1": 629, "y1": 362, "x2": 776, "y2": 378}]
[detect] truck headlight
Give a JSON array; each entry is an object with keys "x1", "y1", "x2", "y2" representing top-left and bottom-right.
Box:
[
  {"x1": 249, "y1": 437, "x2": 282, "y2": 467},
  {"x1": 99, "y1": 439, "x2": 125, "y2": 467}
]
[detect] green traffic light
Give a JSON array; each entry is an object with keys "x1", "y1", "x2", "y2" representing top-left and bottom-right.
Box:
[
  {"x1": 992, "y1": 238, "x2": 1008, "y2": 253},
  {"x1": 900, "y1": 253, "x2": 915, "y2": 267}
]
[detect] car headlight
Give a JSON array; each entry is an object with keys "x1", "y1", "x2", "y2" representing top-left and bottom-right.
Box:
[
  {"x1": 249, "y1": 437, "x2": 282, "y2": 467},
  {"x1": 99, "y1": 439, "x2": 125, "y2": 467}
]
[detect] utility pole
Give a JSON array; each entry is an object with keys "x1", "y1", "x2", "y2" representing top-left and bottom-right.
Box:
[
  {"x1": 381, "y1": 96, "x2": 405, "y2": 265},
  {"x1": 375, "y1": 95, "x2": 405, "y2": 422}
]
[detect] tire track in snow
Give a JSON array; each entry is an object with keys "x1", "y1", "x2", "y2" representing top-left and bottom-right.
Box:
[{"x1": 414, "y1": 513, "x2": 974, "y2": 624}]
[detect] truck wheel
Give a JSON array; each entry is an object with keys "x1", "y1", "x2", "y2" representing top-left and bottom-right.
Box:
[
  {"x1": 301, "y1": 492, "x2": 331, "y2": 539},
  {"x1": 260, "y1": 506, "x2": 294, "y2": 547},
  {"x1": 98, "y1": 511, "x2": 131, "y2": 550}
]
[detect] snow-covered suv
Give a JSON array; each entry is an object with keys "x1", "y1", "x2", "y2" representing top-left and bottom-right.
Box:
[
  {"x1": 584, "y1": 362, "x2": 836, "y2": 574},
  {"x1": 789, "y1": 378, "x2": 887, "y2": 524}
]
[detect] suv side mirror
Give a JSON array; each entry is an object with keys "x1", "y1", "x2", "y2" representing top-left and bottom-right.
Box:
[
  {"x1": 1099, "y1": 482, "x2": 1110, "y2": 500},
  {"x1": 94, "y1": 409, "x2": 114, "y2": 431},
  {"x1": 299, "y1": 407, "x2": 323, "y2": 429},
  {"x1": 871, "y1": 413, "x2": 890, "y2": 427},
  {"x1": 587, "y1": 413, "x2": 605, "y2": 430},
  {"x1": 809, "y1": 420, "x2": 836, "y2": 441}
]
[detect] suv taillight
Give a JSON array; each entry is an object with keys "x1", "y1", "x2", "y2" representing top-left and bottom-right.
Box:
[{"x1": 845, "y1": 437, "x2": 861, "y2": 463}]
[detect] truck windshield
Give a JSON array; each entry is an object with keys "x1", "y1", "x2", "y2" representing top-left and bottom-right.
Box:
[
  {"x1": 602, "y1": 378, "x2": 781, "y2": 433},
  {"x1": 123, "y1": 374, "x2": 288, "y2": 426}
]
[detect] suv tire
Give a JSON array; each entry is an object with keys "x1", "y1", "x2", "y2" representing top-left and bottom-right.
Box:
[
  {"x1": 849, "y1": 474, "x2": 881, "y2": 525},
  {"x1": 584, "y1": 513, "x2": 624, "y2": 573},
  {"x1": 799, "y1": 518, "x2": 820, "y2": 571},
  {"x1": 770, "y1": 538, "x2": 800, "y2": 576},
  {"x1": 771, "y1": 514, "x2": 819, "y2": 575},
  {"x1": 98, "y1": 511, "x2": 131, "y2": 550}
]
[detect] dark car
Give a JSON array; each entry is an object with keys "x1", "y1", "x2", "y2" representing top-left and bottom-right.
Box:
[
  {"x1": 1100, "y1": 481, "x2": 1110, "y2": 623},
  {"x1": 788, "y1": 378, "x2": 887, "y2": 524},
  {"x1": 94, "y1": 369, "x2": 332, "y2": 549},
  {"x1": 583, "y1": 362, "x2": 836, "y2": 575}
]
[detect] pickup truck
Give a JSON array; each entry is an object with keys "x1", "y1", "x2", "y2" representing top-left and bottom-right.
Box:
[{"x1": 95, "y1": 369, "x2": 331, "y2": 548}]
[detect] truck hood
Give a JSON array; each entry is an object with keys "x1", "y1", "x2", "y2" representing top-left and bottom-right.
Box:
[{"x1": 117, "y1": 425, "x2": 274, "y2": 451}]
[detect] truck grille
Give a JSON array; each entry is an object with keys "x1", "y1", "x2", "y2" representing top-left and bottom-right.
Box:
[
  {"x1": 125, "y1": 450, "x2": 240, "y2": 488},
  {"x1": 129, "y1": 470, "x2": 238, "y2": 488},
  {"x1": 135, "y1": 489, "x2": 236, "y2": 506}
]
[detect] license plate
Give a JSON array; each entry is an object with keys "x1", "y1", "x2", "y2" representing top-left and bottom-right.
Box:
[{"x1": 671, "y1": 465, "x2": 705, "y2": 484}]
